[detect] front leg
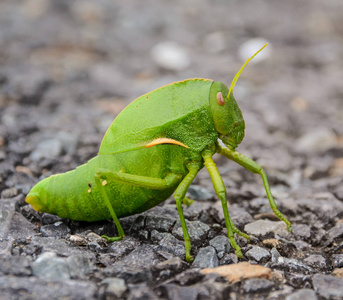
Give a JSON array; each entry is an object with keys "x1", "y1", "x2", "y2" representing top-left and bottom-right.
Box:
[
  {"x1": 217, "y1": 145, "x2": 292, "y2": 231},
  {"x1": 202, "y1": 151, "x2": 244, "y2": 257}
]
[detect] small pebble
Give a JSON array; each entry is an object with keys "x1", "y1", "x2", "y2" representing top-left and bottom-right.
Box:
[
  {"x1": 1, "y1": 188, "x2": 18, "y2": 198},
  {"x1": 244, "y1": 220, "x2": 289, "y2": 237},
  {"x1": 242, "y1": 278, "x2": 274, "y2": 294},
  {"x1": 70, "y1": 235, "x2": 87, "y2": 246},
  {"x1": 332, "y1": 254, "x2": 343, "y2": 268},
  {"x1": 209, "y1": 235, "x2": 231, "y2": 259},
  {"x1": 238, "y1": 38, "x2": 271, "y2": 63},
  {"x1": 312, "y1": 274, "x2": 343, "y2": 299},
  {"x1": 192, "y1": 246, "x2": 218, "y2": 269},
  {"x1": 32, "y1": 252, "x2": 70, "y2": 280},
  {"x1": 296, "y1": 128, "x2": 337, "y2": 153},
  {"x1": 100, "y1": 277, "x2": 127, "y2": 299},
  {"x1": 40, "y1": 222, "x2": 71, "y2": 238},
  {"x1": 187, "y1": 185, "x2": 214, "y2": 201},
  {"x1": 30, "y1": 139, "x2": 63, "y2": 161},
  {"x1": 292, "y1": 224, "x2": 311, "y2": 240},
  {"x1": 285, "y1": 288, "x2": 318, "y2": 300},
  {"x1": 66, "y1": 254, "x2": 92, "y2": 278},
  {"x1": 151, "y1": 42, "x2": 190, "y2": 71},
  {"x1": 245, "y1": 246, "x2": 271, "y2": 263},
  {"x1": 303, "y1": 254, "x2": 326, "y2": 269}
]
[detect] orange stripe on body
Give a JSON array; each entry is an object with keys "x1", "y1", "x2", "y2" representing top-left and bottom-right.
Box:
[{"x1": 145, "y1": 138, "x2": 189, "y2": 149}]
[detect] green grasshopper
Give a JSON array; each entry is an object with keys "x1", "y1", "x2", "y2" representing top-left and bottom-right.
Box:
[{"x1": 26, "y1": 45, "x2": 291, "y2": 262}]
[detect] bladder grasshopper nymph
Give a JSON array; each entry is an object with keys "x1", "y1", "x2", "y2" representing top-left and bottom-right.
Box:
[{"x1": 26, "y1": 44, "x2": 291, "y2": 262}]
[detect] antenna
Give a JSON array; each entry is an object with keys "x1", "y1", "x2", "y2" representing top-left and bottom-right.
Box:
[{"x1": 228, "y1": 43, "x2": 268, "y2": 99}]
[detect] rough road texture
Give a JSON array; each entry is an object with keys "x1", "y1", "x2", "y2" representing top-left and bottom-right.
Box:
[{"x1": 1, "y1": 1, "x2": 343, "y2": 299}]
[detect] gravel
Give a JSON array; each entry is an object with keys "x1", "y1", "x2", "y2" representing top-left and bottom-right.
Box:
[{"x1": 1, "y1": 0, "x2": 343, "y2": 299}]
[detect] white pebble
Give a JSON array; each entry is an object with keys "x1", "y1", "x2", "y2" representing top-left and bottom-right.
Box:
[
  {"x1": 151, "y1": 42, "x2": 190, "y2": 71},
  {"x1": 296, "y1": 128, "x2": 337, "y2": 153},
  {"x1": 239, "y1": 38, "x2": 271, "y2": 62}
]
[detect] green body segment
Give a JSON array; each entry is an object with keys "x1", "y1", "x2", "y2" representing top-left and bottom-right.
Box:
[
  {"x1": 28, "y1": 79, "x2": 217, "y2": 221},
  {"x1": 28, "y1": 144, "x2": 200, "y2": 222}
]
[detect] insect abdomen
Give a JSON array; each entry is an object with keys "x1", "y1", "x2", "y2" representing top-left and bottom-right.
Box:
[
  {"x1": 26, "y1": 160, "x2": 111, "y2": 221},
  {"x1": 26, "y1": 145, "x2": 191, "y2": 222}
]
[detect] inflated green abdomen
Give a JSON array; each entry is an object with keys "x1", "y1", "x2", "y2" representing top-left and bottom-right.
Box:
[{"x1": 28, "y1": 144, "x2": 194, "y2": 221}]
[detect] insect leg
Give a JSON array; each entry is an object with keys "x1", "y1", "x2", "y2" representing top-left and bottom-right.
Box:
[
  {"x1": 96, "y1": 169, "x2": 182, "y2": 189},
  {"x1": 202, "y1": 151, "x2": 243, "y2": 257},
  {"x1": 173, "y1": 162, "x2": 201, "y2": 263},
  {"x1": 94, "y1": 173, "x2": 125, "y2": 242},
  {"x1": 182, "y1": 196, "x2": 194, "y2": 206},
  {"x1": 95, "y1": 169, "x2": 182, "y2": 242},
  {"x1": 217, "y1": 145, "x2": 292, "y2": 231}
]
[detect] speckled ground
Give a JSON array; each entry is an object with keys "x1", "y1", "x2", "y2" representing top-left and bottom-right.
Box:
[{"x1": 1, "y1": 1, "x2": 343, "y2": 299}]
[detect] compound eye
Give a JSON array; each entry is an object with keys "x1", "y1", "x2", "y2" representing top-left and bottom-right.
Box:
[{"x1": 216, "y1": 92, "x2": 225, "y2": 105}]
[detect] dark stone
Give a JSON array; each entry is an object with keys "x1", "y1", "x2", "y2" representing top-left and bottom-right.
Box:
[
  {"x1": 107, "y1": 237, "x2": 140, "y2": 261},
  {"x1": 1, "y1": 187, "x2": 18, "y2": 198},
  {"x1": 142, "y1": 205, "x2": 180, "y2": 220},
  {"x1": 159, "y1": 276, "x2": 230, "y2": 300},
  {"x1": 172, "y1": 220, "x2": 210, "y2": 246},
  {"x1": 286, "y1": 273, "x2": 313, "y2": 289},
  {"x1": 245, "y1": 246, "x2": 271, "y2": 263},
  {"x1": 242, "y1": 278, "x2": 274, "y2": 294},
  {"x1": 40, "y1": 222, "x2": 71, "y2": 238},
  {"x1": 312, "y1": 274, "x2": 343, "y2": 299},
  {"x1": 0, "y1": 276, "x2": 96, "y2": 300},
  {"x1": 30, "y1": 236, "x2": 95, "y2": 258},
  {"x1": 298, "y1": 194, "x2": 343, "y2": 226},
  {"x1": 0, "y1": 210, "x2": 14, "y2": 241},
  {"x1": 293, "y1": 241, "x2": 310, "y2": 251},
  {"x1": 88, "y1": 241, "x2": 102, "y2": 252},
  {"x1": 0, "y1": 255, "x2": 32, "y2": 276},
  {"x1": 129, "y1": 215, "x2": 146, "y2": 234},
  {"x1": 153, "y1": 232, "x2": 186, "y2": 259},
  {"x1": 292, "y1": 224, "x2": 311, "y2": 241},
  {"x1": 41, "y1": 213, "x2": 63, "y2": 225},
  {"x1": 98, "y1": 277, "x2": 127, "y2": 299},
  {"x1": 268, "y1": 248, "x2": 315, "y2": 274},
  {"x1": 32, "y1": 252, "x2": 70, "y2": 280},
  {"x1": 127, "y1": 284, "x2": 159, "y2": 300},
  {"x1": 183, "y1": 201, "x2": 214, "y2": 223},
  {"x1": 2, "y1": 66, "x2": 51, "y2": 104},
  {"x1": 71, "y1": 220, "x2": 115, "y2": 237},
  {"x1": 137, "y1": 230, "x2": 149, "y2": 241},
  {"x1": 325, "y1": 223, "x2": 343, "y2": 244},
  {"x1": 333, "y1": 185, "x2": 343, "y2": 201},
  {"x1": 303, "y1": 254, "x2": 326, "y2": 270},
  {"x1": 66, "y1": 254, "x2": 93, "y2": 279},
  {"x1": 145, "y1": 215, "x2": 176, "y2": 232},
  {"x1": 158, "y1": 284, "x2": 205, "y2": 300},
  {"x1": 285, "y1": 288, "x2": 318, "y2": 300},
  {"x1": 332, "y1": 254, "x2": 343, "y2": 268},
  {"x1": 229, "y1": 205, "x2": 254, "y2": 229},
  {"x1": 209, "y1": 235, "x2": 231, "y2": 259},
  {"x1": 187, "y1": 185, "x2": 214, "y2": 201},
  {"x1": 6, "y1": 212, "x2": 37, "y2": 240},
  {"x1": 104, "y1": 245, "x2": 161, "y2": 284},
  {"x1": 244, "y1": 220, "x2": 289, "y2": 238},
  {"x1": 219, "y1": 253, "x2": 238, "y2": 265},
  {"x1": 170, "y1": 269, "x2": 204, "y2": 286},
  {"x1": 151, "y1": 257, "x2": 188, "y2": 284},
  {"x1": 192, "y1": 246, "x2": 218, "y2": 269},
  {"x1": 19, "y1": 204, "x2": 42, "y2": 223}
]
